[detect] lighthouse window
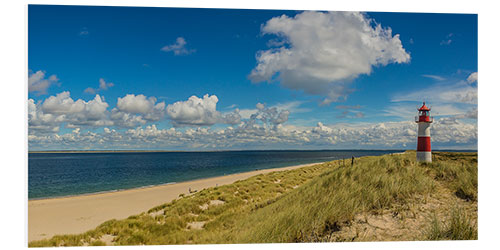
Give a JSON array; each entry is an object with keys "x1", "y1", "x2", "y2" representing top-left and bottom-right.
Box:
[{"x1": 419, "y1": 111, "x2": 429, "y2": 116}]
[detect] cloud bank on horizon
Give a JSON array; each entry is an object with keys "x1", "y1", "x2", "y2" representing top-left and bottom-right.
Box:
[{"x1": 27, "y1": 7, "x2": 478, "y2": 150}]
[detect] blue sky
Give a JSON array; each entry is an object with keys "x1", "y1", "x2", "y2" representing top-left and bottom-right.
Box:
[{"x1": 27, "y1": 5, "x2": 478, "y2": 150}]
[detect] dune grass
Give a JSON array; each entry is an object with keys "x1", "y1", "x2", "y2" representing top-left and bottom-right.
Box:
[
  {"x1": 28, "y1": 151, "x2": 477, "y2": 247},
  {"x1": 426, "y1": 206, "x2": 477, "y2": 240},
  {"x1": 424, "y1": 152, "x2": 478, "y2": 202}
]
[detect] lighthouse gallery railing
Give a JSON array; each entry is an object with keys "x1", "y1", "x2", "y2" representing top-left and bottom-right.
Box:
[{"x1": 415, "y1": 116, "x2": 434, "y2": 123}]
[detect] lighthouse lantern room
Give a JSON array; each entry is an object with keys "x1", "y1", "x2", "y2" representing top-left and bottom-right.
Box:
[{"x1": 415, "y1": 102, "x2": 433, "y2": 162}]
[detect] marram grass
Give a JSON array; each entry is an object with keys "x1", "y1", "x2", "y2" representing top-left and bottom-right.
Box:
[
  {"x1": 426, "y1": 206, "x2": 478, "y2": 240},
  {"x1": 29, "y1": 151, "x2": 477, "y2": 247}
]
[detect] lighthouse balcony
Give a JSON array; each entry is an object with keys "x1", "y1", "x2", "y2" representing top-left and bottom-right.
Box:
[{"x1": 415, "y1": 116, "x2": 433, "y2": 123}]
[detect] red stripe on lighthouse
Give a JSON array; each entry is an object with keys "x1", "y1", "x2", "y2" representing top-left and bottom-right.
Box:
[{"x1": 417, "y1": 137, "x2": 431, "y2": 152}]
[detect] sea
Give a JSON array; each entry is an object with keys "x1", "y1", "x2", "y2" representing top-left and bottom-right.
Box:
[{"x1": 28, "y1": 150, "x2": 403, "y2": 199}]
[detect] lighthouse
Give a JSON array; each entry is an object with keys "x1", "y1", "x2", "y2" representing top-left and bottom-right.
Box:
[{"x1": 415, "y1": 102, "x2": 433, "y2": 162}]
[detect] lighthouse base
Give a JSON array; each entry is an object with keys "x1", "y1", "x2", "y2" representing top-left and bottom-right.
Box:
[{"x1": 416, "y1": 151, "x2": 432, "y2": 163}]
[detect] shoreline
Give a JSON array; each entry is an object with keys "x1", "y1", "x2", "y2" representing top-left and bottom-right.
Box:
[
  {"x1": 28, "y1": 162, "x2": 327, "y2": 201},
  {"x1": 28, "y1": 161, "x2": 326, "y2": 242},
  {"x1": 27, "y1": 182, "x2": 178, "y2": 202}
]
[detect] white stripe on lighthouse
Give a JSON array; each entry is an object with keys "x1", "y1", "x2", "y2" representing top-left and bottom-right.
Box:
[
  {"x1": 416, "y1": 151, "x2": 432, "y2": 162},
  {"x1": 418, "y1": 123, "x2": 431, "y2": 137}
]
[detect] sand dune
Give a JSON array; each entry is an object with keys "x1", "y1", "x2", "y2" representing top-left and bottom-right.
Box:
[{"x1": 28, "y1": 162, "x2": 321, "y2": 242}]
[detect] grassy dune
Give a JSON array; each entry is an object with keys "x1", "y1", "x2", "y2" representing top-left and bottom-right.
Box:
[{"x1": 29, "y1": 151, "x2": 477, "y2": 247}]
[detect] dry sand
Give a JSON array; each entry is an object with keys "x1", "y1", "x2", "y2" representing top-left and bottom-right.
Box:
[{"x1": 28, "y1": 162, "x2": 322, "y2": 242}]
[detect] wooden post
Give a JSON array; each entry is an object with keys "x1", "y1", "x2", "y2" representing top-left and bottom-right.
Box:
[{"x1": 351, "y1": 156, "x2": 354, "y2": 167}]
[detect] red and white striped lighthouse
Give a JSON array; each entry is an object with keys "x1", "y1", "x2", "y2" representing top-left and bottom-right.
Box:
[{"x1": 415, "y1": 102, "x2": 433, "y2": 162}]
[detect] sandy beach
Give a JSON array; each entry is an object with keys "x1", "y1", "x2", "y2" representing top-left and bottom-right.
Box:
[{"x1": 28, "y1": 162, "x2": 322, "y2": 242}]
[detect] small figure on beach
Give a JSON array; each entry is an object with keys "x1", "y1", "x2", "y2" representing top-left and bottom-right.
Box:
[{"x1": 189, "y1": 187, "x2": 192, "y2": 193}]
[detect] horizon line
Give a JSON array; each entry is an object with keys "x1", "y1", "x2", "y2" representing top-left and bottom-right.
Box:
[{"x1": 28, "y1": 149, "x2": 477, "y2": 153}]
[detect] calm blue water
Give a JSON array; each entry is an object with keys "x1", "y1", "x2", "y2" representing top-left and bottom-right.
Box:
[{"x1": 28, "y1": 150, "x2": 402, "y2": 199}]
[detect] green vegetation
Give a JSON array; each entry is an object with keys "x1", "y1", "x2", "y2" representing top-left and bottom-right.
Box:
[
  {"x1": 426, "y1": 152, "x2": 478, "y2": 201},
  {"x1": 426, "y1": 206, "x2": 478, "y2": 240},
  {"x1": 29, "y1": 151, "x2": 477, "y2": 247}
]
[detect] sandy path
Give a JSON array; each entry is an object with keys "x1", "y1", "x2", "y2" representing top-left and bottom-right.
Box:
[{"x1": 28, "y1": 162, "x2": 322, "y2": 242}]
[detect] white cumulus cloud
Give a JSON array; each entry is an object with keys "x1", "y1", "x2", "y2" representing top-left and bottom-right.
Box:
[
  {"x1": 41, "y1": 91, "x2": 86, "y2": 115},
  {"x1": 29, "y1": 91, "x2": 112, "y2": 133},
  {"x1": 117, "y1": 94, "x2": 160, "y2": 114},
  {"x1": 222, "y1": 109, "x2": 242, "y2": 125},
  {"x1": 166, "y1": 94, "x2": 221, "y2": 127},
  {"x1": 249, "y1": 11, "x2": 410, "y2": 104},
  {"x1": 84, "y1": 78, "x2": 114, "y2": 94},
  {"x1": 40, "y1": 91, "x2": 110, "y2": 124},
  {"x1": 28, "y1": 70, "x2": 59, "y2": 95},
  {"x1": 112, "y1": 94, "x2": 166, "y2": 127},
  {"x1": 467, "y1": 72, "x2": 478, "y2": 84},
  {"x1": 161, "y1": 37, "x2": 195, "y2": 55}
]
